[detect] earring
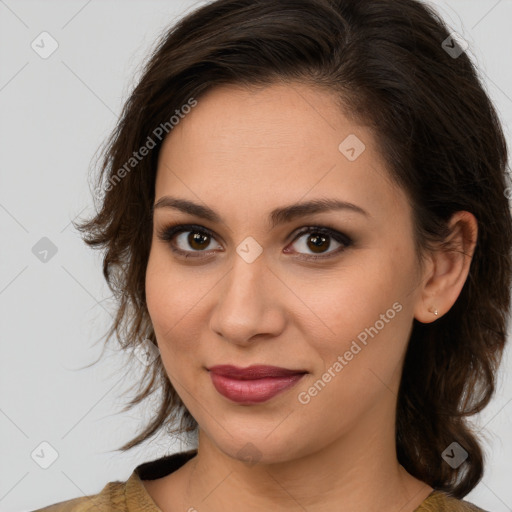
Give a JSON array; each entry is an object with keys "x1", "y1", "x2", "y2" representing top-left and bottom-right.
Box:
[{"x1": 428, "y1": 306, "x2": 439, "y2": 316}]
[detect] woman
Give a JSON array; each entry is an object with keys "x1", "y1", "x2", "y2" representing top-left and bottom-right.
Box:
[{"x1": 34, "y1": 0, "x2": 511, "y2": 510}]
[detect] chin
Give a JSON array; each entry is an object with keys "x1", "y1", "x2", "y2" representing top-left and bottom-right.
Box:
[{"x1": 213, "y1": 435, "x2": 302, "y2": 466}]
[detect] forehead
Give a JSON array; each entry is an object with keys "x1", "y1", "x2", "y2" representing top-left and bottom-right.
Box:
[{"x1": 155, "y1": 82, "x2": 410, "y2": 227}]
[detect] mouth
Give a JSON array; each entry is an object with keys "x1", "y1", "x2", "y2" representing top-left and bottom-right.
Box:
[{"x1": 207, "y1": 365, "x2": 307, "y2": 404}]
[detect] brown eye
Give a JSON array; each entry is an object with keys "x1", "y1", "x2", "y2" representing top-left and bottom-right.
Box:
[
  {"x1": 157, "y1": 223, "x2": 352, "y2": 261},
  {"x1": 304, "y1": 233, "x2": 331, "y2": 253},
  {"x1": 157, "y1": 224, "x2": 222, "y2": 258},
  {"x1": 187, "y1": 231, "x2": 211, "y2": 251},
  {"x1": 285, "y1": 226, "x2": 352, "y2": 260},
  {"x1": 171, "y1": 229, "x2": 220, "y2": 253}
]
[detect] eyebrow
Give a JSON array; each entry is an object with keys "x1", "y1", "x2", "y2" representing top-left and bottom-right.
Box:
[{"x1": 153, "y1": 196, "x2": 369, "y2": 229}]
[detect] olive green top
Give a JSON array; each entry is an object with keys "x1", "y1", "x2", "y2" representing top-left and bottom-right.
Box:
[{"x1": 32, "y1": 449, "x2": 488, "y2": 512}]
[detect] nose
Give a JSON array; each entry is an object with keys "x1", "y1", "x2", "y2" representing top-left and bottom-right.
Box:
[{"x1": 209, "y1": 254, "x2": 286, "y2": 346}]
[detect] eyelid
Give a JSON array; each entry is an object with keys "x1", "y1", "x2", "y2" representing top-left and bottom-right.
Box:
[
  {"x1": 291, "y1": 225, "x2": 352, "y2": 247},
  {"x1": 286, "y1": 226, "x2": 352, "y2": 260},
  {"x1": 156, "y1": 223, "x2": 221, "y2": 258}
]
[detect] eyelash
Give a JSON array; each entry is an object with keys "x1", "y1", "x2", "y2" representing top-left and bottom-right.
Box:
[{"x1": 156, "y1": 223, "x2": 353, "y2": 261}]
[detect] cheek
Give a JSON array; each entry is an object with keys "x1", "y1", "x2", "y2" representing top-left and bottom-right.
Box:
[
  {"x1": 146, "y1": 245, "x2": 191, "y2": 325},
  {"x1": 145, "y1": 248, "x2": 181, "y2": 347},
  {"x1": 294, "y1": 265, "x2": 413, "y2": 432},
  {"x1": 309, "y1": 246, "x2": 415, "y2": 374},
  {"x1": 145, "y1": 247, "x2": 206, "y2": 363},
  {"x1": 314, "y1": 260, "x2": 402, "y2": 338},
  {"x1": 145, "y1": 249, "x2": 170, "y2": 329}
]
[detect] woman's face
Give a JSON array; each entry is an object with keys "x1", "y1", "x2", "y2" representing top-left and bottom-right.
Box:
[{"x1": 146, "y1": 82, "x2": 425, "y2": 464}]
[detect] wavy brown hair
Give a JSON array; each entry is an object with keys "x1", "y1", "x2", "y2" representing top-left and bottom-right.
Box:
[{"x1": 74, "y1": 0, "x2": 512, "y2": 499}]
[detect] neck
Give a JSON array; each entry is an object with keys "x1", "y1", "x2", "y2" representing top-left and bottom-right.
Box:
[{"x1": 178, "y1": 408, "x2": 433, "y2": 512}]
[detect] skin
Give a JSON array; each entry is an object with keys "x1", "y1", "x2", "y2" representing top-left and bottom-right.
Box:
[{"x1": 143, "y1": 82, "x2": 478, "y2": 512}]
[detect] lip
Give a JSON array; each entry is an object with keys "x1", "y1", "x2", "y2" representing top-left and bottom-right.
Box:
[
  {"x1": 208, "y1": 365, "x2": 307, "y2": 404},
  {"x1": 208, "y1": 364, "x2": 308, "y2": 379}
]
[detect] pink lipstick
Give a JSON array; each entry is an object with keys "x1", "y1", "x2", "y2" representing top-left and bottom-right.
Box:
[{"x1": 208, "y1": 365, "x2": 307, "y2": 404}]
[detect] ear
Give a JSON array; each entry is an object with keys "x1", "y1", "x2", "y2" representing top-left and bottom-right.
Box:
[{"x1": 414, "y1": 211, "x2": 478, "y2": 323}]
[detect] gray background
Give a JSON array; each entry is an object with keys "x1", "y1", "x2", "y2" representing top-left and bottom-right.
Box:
[{"x1": 0, "y1": 1, "x2": 511, "y2": 511}]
